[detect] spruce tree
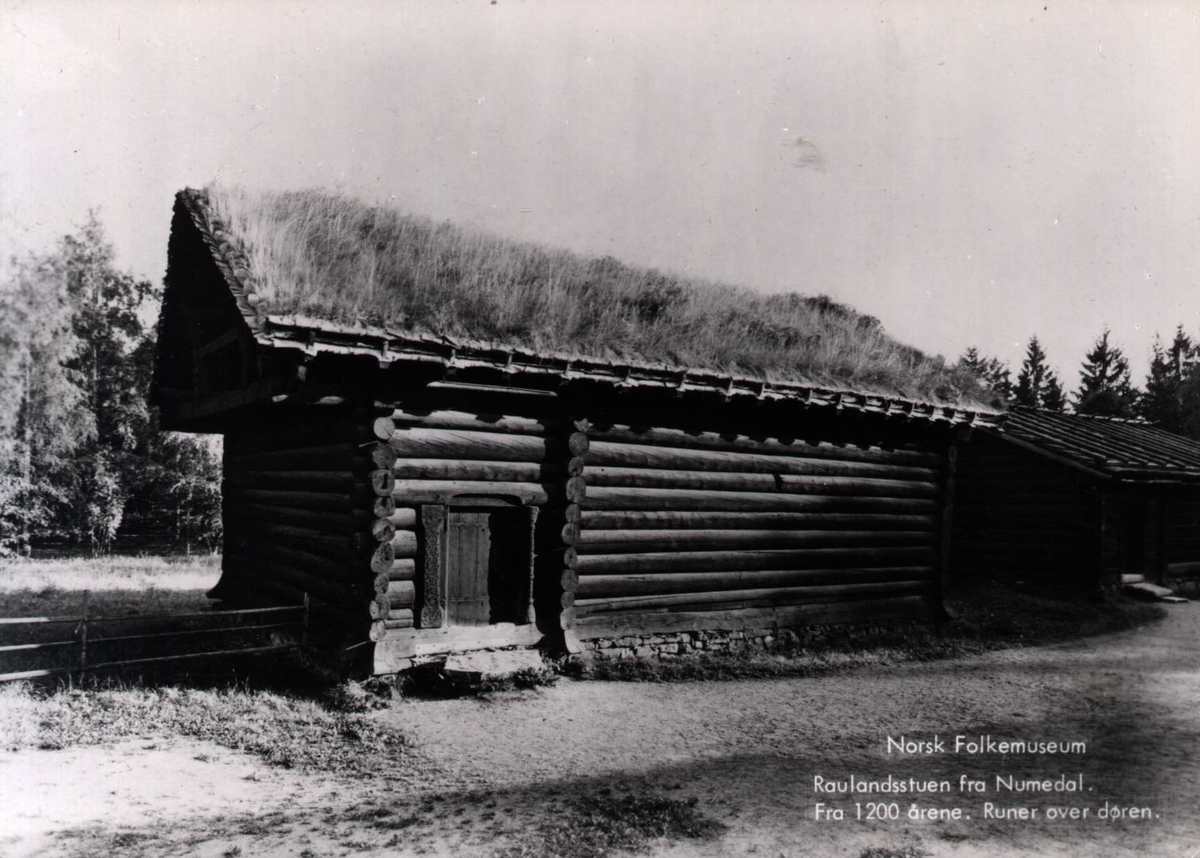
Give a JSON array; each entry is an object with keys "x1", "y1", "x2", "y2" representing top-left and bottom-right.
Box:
[
  {"x1": 1013, "y1": 335, "x2": 1066, "y2": 411},
  {"x1": 1075, "y1": 329, "x2": 1137, "y2": 417},
  {"x1": 957, "y1": 347, "x2": 1013, "y2": 403},
  {"x1": 1138, "y1": 327, "x2": 1194, "y2": 431}
]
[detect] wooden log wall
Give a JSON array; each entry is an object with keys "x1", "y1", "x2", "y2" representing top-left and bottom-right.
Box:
[
  {"x1": 369, "y1": 406, "x2": 580, "y2": 640},
  {"x1": 573, "y1": 422, "x2": 945, "y2": 636},
  {"x1": 217, "y1": 409, "x2": 376, "y2": 627},
  {"x1": 1164, "y1": 496, "x2": 1200, "y2": 587},
  {"x1": 951, "y1": 434, "x2": 1098, "y2": 590}
]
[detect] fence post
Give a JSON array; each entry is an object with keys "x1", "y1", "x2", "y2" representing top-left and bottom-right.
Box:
[
  {"x1": 79, "y1": 590, "x2": 90, "y2": 679},
  {"x1": 301, "y1": 593, "x2": 310, "y2": 648}
]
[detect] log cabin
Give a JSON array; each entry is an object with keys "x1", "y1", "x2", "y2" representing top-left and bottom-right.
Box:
[
  {"x1": 153, "y1": 186, "x2": 1004, "y2": 673},
  {"x1": 952, "y1": 408, "x2": 1200, "y2": 596}
]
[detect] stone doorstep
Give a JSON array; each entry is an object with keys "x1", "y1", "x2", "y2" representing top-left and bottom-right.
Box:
[
  {"x1": 1123, "y1": 580, "x2": 1187, "y2": 602},
  {"x1": 442, "y1": 648, "x2": 547, "y2": 681}
]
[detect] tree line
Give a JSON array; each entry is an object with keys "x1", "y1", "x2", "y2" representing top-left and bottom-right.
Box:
[
  {"x1": 958, "y1": 327, "x2": 1200, "y2": 435},
  {"x1": 0, "y1": 216, "x2": 221, "y2": 557}
]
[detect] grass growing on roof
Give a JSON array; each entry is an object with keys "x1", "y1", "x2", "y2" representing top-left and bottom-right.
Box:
[{"x1": 206, "y1": 185, "x2": 994, "y2": 406}]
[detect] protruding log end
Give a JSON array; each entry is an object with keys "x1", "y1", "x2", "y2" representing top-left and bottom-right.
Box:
[
  {"x1": 370, "y1": 469, "x2": 396, "y2": 497},
  {"x1": 371, "y1": 518, "x2": 396, "y2": 543},
  {"x1": 370, "y1": 443, "x2": 398, "y2": 470},
  {"x1": 370, "y1": 543, "x2": 396, "y2": 575},
  {"x1": 564, "y1": 477, "x2": 587, "y2": 503},
  {"x1": 560, "y1": 522, "x2": 580, "y2": 545},
  {"x1": 565, "y1": 456, "x2": 586, "y2": 477},
  {"x1": 368, "y1": 594, "x2": 391, "y2": 620},
  {"x1": 373, "y1": 416, "x2": 396, "y2": 440},
  {"x1": 567, "y1": 432, "x2": 590, "y2": 457},
  {"x1": 373, "y1": 496, "x2": 397, "y2": 518}
]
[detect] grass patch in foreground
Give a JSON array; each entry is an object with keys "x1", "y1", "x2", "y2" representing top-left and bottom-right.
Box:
[
  {"x1": 578, "y1": 587, "x2": 1167, "y2": 683},
  {"x1": 0, "y1": 554, "x2": 221, "y2": 594},
  {"x1": 0, "y1": 680, "x2": 405, "y2": 774},
  {"x1": 495, "y1": 793, "x2": 725, "y2": 858}
]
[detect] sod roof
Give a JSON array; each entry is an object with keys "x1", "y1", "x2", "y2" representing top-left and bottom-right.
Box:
[{"x1": 177, "y1": 185, "x2": 1002, "y2": 416}]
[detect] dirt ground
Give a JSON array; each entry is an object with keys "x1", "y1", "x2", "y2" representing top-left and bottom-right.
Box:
[{"x1": 3, "y1": 604, "x2": 1199, "y2": 858}]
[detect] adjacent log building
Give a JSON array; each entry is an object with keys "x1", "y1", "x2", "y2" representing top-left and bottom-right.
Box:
[
  {"x1": 953, "y1": 409, "x2": 1200, "y2": 595},
  {"x1": 154, "y1": 187, "x2": 1004, "y2": 673}
]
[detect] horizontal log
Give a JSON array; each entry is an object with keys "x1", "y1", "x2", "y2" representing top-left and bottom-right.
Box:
[
  {"x1": 576, "y1": 580, "x2": 931, "y2": 614},
  {"x1": 372, "y1": 562, "x2": 417, "y2": 593},
  {"x1": 389, "y1": 558, "x2": 417, "y2": 580},
  {"x1": 386, "y1": 580, "x2": 416, "y2": 608},
  {"x1": 223, "y1": 503, "x2": 371, "y2": 533},
  {"x1": 367, "y1": 612, "x2": 415, "y2": 638},
  {"x1": 576, "y1": 529, "x2": 936, "y2": 554},
  {"x1": 224, "y1": 519, "x2": 358, "y2": 559},
  {"x1": 390, "y1": 530, "x2": 418, "y2": 558},
  {"x1": 223, "y1": 470, "x2": 357, "y2": 492},
  {"x1": 392, "y1": 459, "x2": 560, "y2": 482},
  {"x1": 226, "y1": 419, "x2": 368, "y2": 456},
  {"x1": 586, "y1": 467, "x2": 938, "y2": 498},
  {"x1": 583, "y1": 424, "x2": 940, "y2": 466},
  {"x1": 222, "y1": 551, "x2": 354, "y2": 607},
  {"x1": 582, "y1": 487, "x2": 939, "y2": 513},
  {"x1": 390, "y1": 480, "x2": 550, "y2": 505},
  {"x1": 226, "y1": 488, "x2": 360, "y2": 513},
  {"x1": 375, "y1": 408, "x2": 561, "y2": 437},
  {"x1": 226, "y1": 444, "x2": 361, "y2": 473},
  {"x1": 386, "y1": 507, "x2": 418, "y2": 529},
  {"x1": 580, "y1": 511, "x2": 938, "y2": 531},
  {"x1": 385, "y1": 428, "x2": 564, "y2": 462},
  {"x1": 222, "y1": 536, "x2": 356, "y2": 581},
  {"x1": 578, "y1": 566, "x2": 933, "y2": 598},
  {"x1": 576, "y1": 546, "x2": 936, "y2": 575},
  {"x1": 574, "y1": 596, "x2": 933, "y2": 637},
  {"x1": 585, "y1": 440, "x2": 938, "y2": 481}
]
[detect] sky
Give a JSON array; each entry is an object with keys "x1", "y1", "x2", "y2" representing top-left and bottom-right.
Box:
[{"x1": 3, "y1": 0, "x2": 1199, "y2": 391}]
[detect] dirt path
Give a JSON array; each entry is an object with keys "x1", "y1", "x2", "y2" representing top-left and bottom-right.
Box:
[{"x1": 4, "y1": 605, "x2": 1199, "y2": 858}]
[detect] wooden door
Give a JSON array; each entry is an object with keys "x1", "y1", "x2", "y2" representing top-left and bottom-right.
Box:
[{"x1": 445, "y1": 508, "x2": 526, "y2": 627}]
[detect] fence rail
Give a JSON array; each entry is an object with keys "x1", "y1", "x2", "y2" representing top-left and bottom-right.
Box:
[{"x1": 0, "y1": 591, "x2": 310, "y2": 683}]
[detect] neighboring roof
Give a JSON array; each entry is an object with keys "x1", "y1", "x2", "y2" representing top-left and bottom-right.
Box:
[
  {"x1": 169, "y1": 186, "x2": 1005, "y2": 427},
  {"x1": 995, "y1": 409, "x2": 1200, "y2": 483}
]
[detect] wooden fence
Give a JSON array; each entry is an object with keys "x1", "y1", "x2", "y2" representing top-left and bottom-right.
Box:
[{"x1": 0, "y1": 593, "x2": 310, "y2": 683}]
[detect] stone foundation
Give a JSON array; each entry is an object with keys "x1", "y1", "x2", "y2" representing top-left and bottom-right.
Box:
[{"x1": 579, "y1": 620, "x2": 931, "y2": 661}]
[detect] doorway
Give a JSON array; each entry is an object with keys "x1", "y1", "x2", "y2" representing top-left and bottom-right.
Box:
[
  {"x1": 1118, "y1": 499, "x2": 1148, "y2": 579},
  {"x1": 445, "y1": 507, "x2": 529, "y2": 627}
]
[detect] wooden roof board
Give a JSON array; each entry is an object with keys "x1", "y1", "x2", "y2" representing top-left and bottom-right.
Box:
[{"x1": 993, "y1": 409, "x2": 1200, "y2": 484}]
